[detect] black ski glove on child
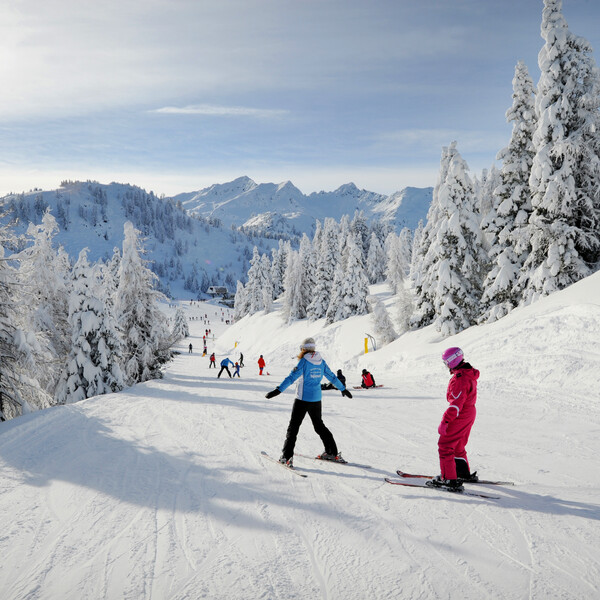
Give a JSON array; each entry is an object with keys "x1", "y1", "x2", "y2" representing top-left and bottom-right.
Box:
[
  {"x1": 341, "y1": 389, "x2": 353, "y2": 398},
  {"x1": 265, "y1": 388, "x2": 281, "y2": 399}
]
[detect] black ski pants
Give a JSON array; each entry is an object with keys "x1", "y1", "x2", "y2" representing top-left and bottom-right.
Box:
[
  {"x1": 282, "y1": 399, "x2": 337, "y2": 460},
  {"x1": 218, "y1": 366, "x2": 232, "y2": 378}
]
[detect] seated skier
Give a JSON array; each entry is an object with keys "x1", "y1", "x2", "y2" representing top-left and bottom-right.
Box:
[
  {"x1": 321, "y1": 369, "x2": 346, "y2": 390},
  {"x1": 361, "y1": 369, "x2": 376, "y2": 388}
]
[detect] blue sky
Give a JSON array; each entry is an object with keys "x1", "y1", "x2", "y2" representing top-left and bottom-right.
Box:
[{"x1": 2, "y1": 0, "x2": 600, "y2": 197}]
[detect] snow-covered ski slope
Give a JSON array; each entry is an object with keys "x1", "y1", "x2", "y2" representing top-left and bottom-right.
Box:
[{"x1": 1, "y1": 275, "x2": 600, "y2": 600}]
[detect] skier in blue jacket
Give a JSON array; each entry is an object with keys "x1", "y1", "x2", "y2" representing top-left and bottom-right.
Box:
[
  {"x1": 218, "y1": 357, "x2": 234, "y2": 378},
  {"x1": 265, "y1": 337, "x2": 352, "y2": 467}
]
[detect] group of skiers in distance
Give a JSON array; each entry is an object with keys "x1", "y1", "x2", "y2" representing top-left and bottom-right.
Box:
[{"x1": 203, "y1": 347, "x2": 378, "y2": 390}]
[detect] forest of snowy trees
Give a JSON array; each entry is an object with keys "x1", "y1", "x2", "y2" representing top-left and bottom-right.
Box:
[
  {"x1": 235, "y1": 0, "x2": 600, "y2": 342},
  {"x1": 233, "y1": 211, "x2": 412, "y2": 342},
  {"x1": 0, "y1": 214, "x2": 184, "y2": 421}
]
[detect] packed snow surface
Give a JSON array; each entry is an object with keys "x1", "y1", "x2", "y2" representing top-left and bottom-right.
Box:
[{"x1": 1, "y1": 275, "x2": 600, "y2": 599}]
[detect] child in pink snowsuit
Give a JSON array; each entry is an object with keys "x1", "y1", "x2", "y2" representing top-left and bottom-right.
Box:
[{"x1": 437, "y1": 347, "x2": 479, "y2": 482}]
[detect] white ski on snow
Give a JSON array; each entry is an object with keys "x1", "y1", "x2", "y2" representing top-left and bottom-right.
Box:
[
  {"x1": 295, "y1": 453, "x2": 372, "y2": 469},
  {"x1": 261, "y1": 451, "x2": 308, "y2": 477}
]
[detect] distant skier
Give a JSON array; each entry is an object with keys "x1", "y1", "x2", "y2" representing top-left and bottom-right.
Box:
[
  {"x1": 233, "y1": 362, "x2": 241, "y2": 378},
  {"x1": 239, "y1": 352, "x2": 244, "y2": 367},
  {"x1": 429, "y1": 347, "x2": 479, "y2": 493},
  {"x1": 265, "y1": 337, "x2": 352, "y2": 467},
  {"x1": 258, "y1": 355, "x2": 266, "y2": 375},
  {"x1": 188, "y1": 343, "x2": 193, "y2": 354},
  {"x1": 360, "y1": 369, "x2": 376, "y2": 388},
  {"x1": 218, "y1": 357, "x2": 234, "y2": 378},
  {"x1": 209, "y1": 353, "x2": 216, "y2": 368}
]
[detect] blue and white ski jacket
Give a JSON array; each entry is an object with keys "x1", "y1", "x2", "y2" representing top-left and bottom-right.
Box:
[{"x1": 277, "y1": 352, "x2": 345, "y2": 402}]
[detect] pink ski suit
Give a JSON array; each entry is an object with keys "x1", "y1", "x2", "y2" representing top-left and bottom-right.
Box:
[{"x1": 438, "y1": 363, "x2": 479, "y2": 480}]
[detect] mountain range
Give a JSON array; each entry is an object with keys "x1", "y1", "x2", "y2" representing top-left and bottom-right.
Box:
[
  {"x1": 174, "y1": 176, "x2": 431, "y2": 236},
  {"x1": 0, "y1": 177, "x2": 432, "y2": 297}
]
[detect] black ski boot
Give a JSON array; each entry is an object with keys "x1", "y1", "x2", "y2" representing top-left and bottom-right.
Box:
[
  {"x1": 455, "y1": 458, "x2": 477, "y2": 482},
  {"x1": 318, "y1": 451, "x2": 346, "y2": 463},
  {"x1": 427, "y1": 476, "x2": 464, "y2": 493},
  {"x1": 458, "y1": 471, "x2": 479, "y2": 483},
  {"x1": 279, "y1": 455, "x2": 293, "y2": 467}
]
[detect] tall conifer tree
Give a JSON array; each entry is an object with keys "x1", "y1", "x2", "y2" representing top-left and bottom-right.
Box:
[
  {"x1": 481, "y1": 60, "x2": 537, "y2": 322},
  {"x1": 519, "y1": 0, "x2": 600, "y2": 302},
  {"x1": 411, "y1": 143, "x2": 484, "y2": 336},
  {"x1": 115, "y1": 222, "x2": 169, "y2": 384}
]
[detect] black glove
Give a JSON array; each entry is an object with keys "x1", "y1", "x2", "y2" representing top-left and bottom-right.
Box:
[
  {"x1": 265, "y1": 388, "x2": 281, "y2": 399},
  {"x1": 341, "y1": 389, "x2": 352, "y2": 398}
]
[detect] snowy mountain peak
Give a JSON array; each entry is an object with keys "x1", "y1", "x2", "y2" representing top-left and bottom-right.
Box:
[
  {"x1": 174, "y1": 176, "x2": 431, "y2": 234},
  {"x1": 275, "y1": 180, "x2": 300, "y2": 194},
  {"x1": 333, "y1": 182, "x2": 359, "y2": 194}
]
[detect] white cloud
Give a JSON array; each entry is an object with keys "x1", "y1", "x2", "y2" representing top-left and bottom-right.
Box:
[{"x1": 150, "y1": 104, "x2": 289, "y2": 118}]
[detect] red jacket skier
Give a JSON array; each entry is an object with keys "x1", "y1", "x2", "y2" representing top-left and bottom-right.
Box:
[
  {"x1": 258, "y1": 355, "x2": 266, "y2": 375},
  {"x1": 432, "y1": 347, "x2": 479, "y2": 492}
]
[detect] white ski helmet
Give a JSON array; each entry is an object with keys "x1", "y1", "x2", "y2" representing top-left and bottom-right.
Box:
[{"x1": 300, "y1": 337, "x2": 316, "y2": 351}]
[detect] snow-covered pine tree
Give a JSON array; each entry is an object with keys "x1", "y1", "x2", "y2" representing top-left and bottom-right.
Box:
[
  {"x1": 397, "y1": 228, "x2": 413, "y2": 278},
  {"x1": 324, "y1": 215, "x2": 352, "y2": 325},
  {"x1": 351, "y1": 210, "x2": 370, "y2": 260},
  {"x1": 57, "y1": 249, "x2": 124, "y2": 404},
  {"x1": 17, "y1": 209, "x2": 71, "y2": 396},
  {"x1": 0, "y1": 221, "x2": 51, "y2": 419},
  {"x1": 370, "y1": 297, "x2": 397, "y2": 346},
  {"x1": 100, "y1": 250, "x2": 120, "y2": 325},
  {"x1": 477, "y1": 166, "x2": 502, "y2": 250},
  {"x1": 245, "y1": 247, "x2": 264, "y2": 314},
  {"x1": 172, "y1": 307, "x2": 190, "y2": 339},
  {"x1": 519, "y1": 0, "x2": 600, "y2": 302},
  {"x1": 107, "y1": 247, "x2": 121, "y2": 295},
  {"x1": 312, "y1": 219, "x2": 323, "y2": 257},
  {"x1": 385, "y1": 232, "x2": 406, "y2": 293},
  {"x1": 260, "y1": 253, "x2": 274, "y2": 314},
  {"x1": 366, "y1": 232, "x2": 386, "y2": 284},
  {"x1": 395, "y1": 282, "x2": 414, "y2": 335},
  {"x1": 411, "y1": 142, "x2": 485, "y2": 336},
  {"x1": 233, "y1": 280, "x2": 249, "y2": 320},
  {"x1": 408, "y1": 220, "x2": 424, "y2": 284},
  {"x1": 281, "y1": 251, "x2": 304, "y2": 322},
  {"x1": 115, "y1": 222, "x2": 170, "y2": 384},
  {"x1": 326, "y1": 233, "x2": 369, "y2": 323},
  {"x1": 410, "y1": 145, "x2": 457, "y2": 329},
  {"x1": 480, "y1": 60, "x2": 537, "y2": 322},
  {"x1": 270, "y1": 240, "x2": 289, "y2": 300},
  {"x1": 370, "y1": 220, "x2": 393, "y2": 248},
  {"x1": 338, "y1": 214, "x2": 350, "y2": 261},
  {"x1": 307, "y1": 218, "x2": 338, "y2": 320},
  {"x1": 298, "y1": 234, "x2": 315, "y2": 317}
]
